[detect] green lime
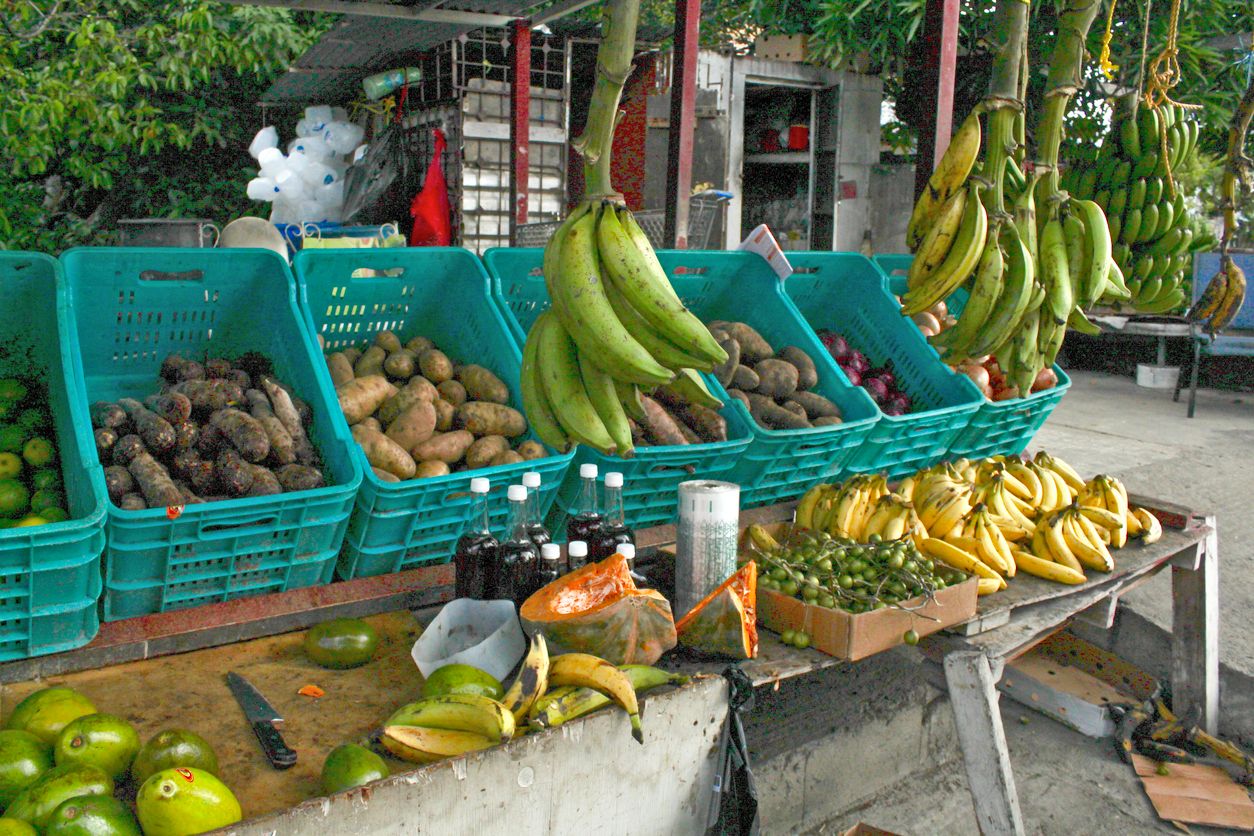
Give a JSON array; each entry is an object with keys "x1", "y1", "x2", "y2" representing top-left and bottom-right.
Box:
[
  {"x1": 30, "y1": 469, "x2": 60, "y2": 491},
  {"x1": 13, "y1": 517, "x2": 46, "y2": 528},
  {"x1": 22, "y1": 439, "x2": 53, "y2": 468},
  {"x1": 0, "y1": 730, "x2": 53, "y2": 808},
  {"x1": 903, "y1": 629, "x2": 920, "y2": 646},
  {"x1": 0, "y1": 478, "x2": 29, "y2": 517},
  {"x1": 44, "y1": 795, "x2": 141, "y2": 836},
  {"x1": 0, "y1": 819, "x2": 37, "y2": 836},
  {"x1": 0, "y1": 426, "x2": 25, "y2": 455},
  {"x1": 793, "y1": 631, "x2": 811, "y2": 650},
  {"x1": 4, "y1": 764, "x2": 113, "y2": 831},
  {"x1": 780, "y1": 629, "x2": 797, "y2": 646},
  {"x1": 304, "y1": 618, "x2": 379, "y2": 670},
  {"x1": 31, "y1": 489, "x2": 64, "y2": 514},
  {"x1": 320, "y1": 743, "x2": 388, "y2": 795},
  {"x1": 130, "y1": 730, "x2": 218, "y2": 787},
  {"x1": 39, "y1": 508, "x2": 68, "y2": 524},
  {"x1": 15, "y1": 411, "x2": 46, "y2": 434},
  {"x1": 136, "y1": 767, "x2": 241, "y2": 836},
  {"x1": 0, "y1": 381, "x2": 27, "y2": 402},
  {"x1": 54, "y1": 714, "x2": 140, "y2": 781},
  {"x1": 5, "y1": 687, "x2": 97, "y2": 746},
  {"x1": 0, "y1": 454, "x2": 20, "y2": 480},
  {"x1": 422, "y1": 664, "x2": 504, "y2": 700}
]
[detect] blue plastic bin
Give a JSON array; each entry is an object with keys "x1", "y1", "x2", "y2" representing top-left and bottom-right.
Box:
[{"x1": 60, "y1": 248, "x2": 363, "y2": 620}]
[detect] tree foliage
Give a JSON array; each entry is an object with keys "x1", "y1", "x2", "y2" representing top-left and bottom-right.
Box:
[{"x1": 0, "y1": 2, "x2": 325, "y2": 251}]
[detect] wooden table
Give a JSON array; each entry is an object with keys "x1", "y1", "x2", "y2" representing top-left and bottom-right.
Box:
[{"x1": 920, "y1": 498, "x2": 1217, "y2": 836}]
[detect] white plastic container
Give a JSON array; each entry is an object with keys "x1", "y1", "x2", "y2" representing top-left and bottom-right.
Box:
[
  {"x1": 1135, "y1": 363, "x2": 1180, "y2": 390},
  {"x1": 411, "y1": 598, "x2": 526, "y2": 682}
]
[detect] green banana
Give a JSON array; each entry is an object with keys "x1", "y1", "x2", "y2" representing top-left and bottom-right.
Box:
[
  {"x1": 1015, "y1": 173, "x2": 1041, "y2": 255},
  {"x1": 1119, "y1": 116, "x2": 1142, "y2": 160},
  {"x1": 1128, "y1": 179, "x2": 1146, "y2": 214},
  {"x1": 579, "y1": 350, "x2": 634, "y2": 456},
  {"x1": 1104, "y1": 258, "x2": 1133, "y2": 300},
  {"x1": 1137, "y1": 287, "x2": 1187, "y2": 314},
  {"x1": 1039, "y1": 218, "x2": 1074, "y2": 324},
  {"x1": 1112, "y1": 160, "x2": 1133, "y2": 186},
  {"x1": 603, "y1": 277, "x2": 715, "y2": 372},
  {"x1": 1137, "y1": 276, "x2": 1164, "y2": 304},
  {"x1": 1068, "y1": 308, "x2": 1102, "y2": 336},
  {"x1": 933, "y1": 231, "x2": 1003, "y2": 362},
  {"x1": 1107, "y1": 187, "x2": 1128, "y2": 221},
  {"x1": 533, "y1": 311, "x2": 617, "y2": 454},
  {"x1": 1144, "y1": 177, "x2": 1163, "y2": 208},
  {"x1": 521, "y1": 314, "x2": 572, "y2": 453},
  {"x1": 1108, "y1": 214, "x2": 1122, "y2": 245},
  {"x1": 1077, "y1": 168, "x2": 1099, "y2": 200},
  {"x1": 663, "y1": 367, "x2": 723, "y2": 410},
  {"x1": 1171, "y1": 228, "x2": 1194, "y2": 256},
  {"x1": 1095, "y1": 189, "x2": 1112, "y2": 212},
  {"x1": 1120, "y1": 208, "x2": 1143, "y2": 246},
  {"x1": 1137, "y1": 203, "x2": 1159, "y2": 244},
  {"x1": 529, "y1": 665, "x2": 690, "y2": 729},
  {"x1": 1148, "y1": 227, "x2": 1185, "y2": 258},
  {"x1": 1072, "y1": 200, "x2": 1113, "y2": 308},
  {"x1": 1132, "y1": 150, "x2": 1158, "y2": 180},
  {"x1": 967, "y1": 225, "x2": 1033, "y2": 358},
  {"x1": 1137, "y1": 108, "x2": 1160, "y2": 149},
  {"x1": 614, "y1": 380, "x2": 646, "y2": 423}
]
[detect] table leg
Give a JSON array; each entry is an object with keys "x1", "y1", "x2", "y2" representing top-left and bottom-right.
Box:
[
  {"x1": 944, "y1": 651, "x2": 1026, "y2": 836},
  {"x1": 1187, "y1": 336, "x2": 1201, "y2": 418},
  {"x1": 1171, "y1": 516, "x2": 1219, "y2": 733},
  {"x1": 1156, "y1": 336, "x2": 1167, "y2": 367}
]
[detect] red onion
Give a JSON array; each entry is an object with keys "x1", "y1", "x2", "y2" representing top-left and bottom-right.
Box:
[
  {"x1": 890, "y1": 394, "x2": 911, "y2": 414},
  {"x1": 863, "y1": 377, "x2": 890, "y2": 404},
  {"x1": 844, "y1": 369, "x2": 862, "y2": 387}
]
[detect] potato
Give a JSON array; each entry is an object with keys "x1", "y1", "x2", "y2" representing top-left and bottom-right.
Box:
[
  {"x1": 813, "y1": 415, "x2": 844, "y2": 427},
  {"x1": 275, "y1": 464, "x2": 325, "y2": 492},
  {"x1": 437, "y1": 379, "x2": 468, "y2": 407},
  {"x1": 456, "y1": 365, "x2": 509, "y2": 404},
  {"x1": 516, "y1": 440, "x2": 546, "y2": 460},
  {"x1": 433, "y1": 399, "x2": 455, "y2": 431},
  {"x1": 352, "y1": 425, "x2": 417, "y2": 479},
  {"x1": 375, "y1": 330, "x2": 403, "y2": 353},
  {"x1": 371, "y1": 466, "x2": 400, "y2": 483},
  {"x1": 418, "y1": 349, "x2": 453, "y2": 384},
  {"x1": 465, "y1": 435, "x2": 510, "y2": 469},
  {"x1": 384, "y1": 349, "x2": 418, "y2": 380},
  {"x1": 639, "y1": 396, "x2": 688, "y2": 446},
  {"x1": 326, "y1": 353, "x2": 354, "y2": 387},
  {"x1": 720, "y1": 322, "x2": 774, "y2": 364},
  {"x1": 385, "y1": 400, "x2": 437, "y2": 451},
  {"x1": 378, "y1": 377, "x2": 438, "y2": 425},
  {"x1": 791, "y1": 390, "x2": 842, "y2": 419},
  {"x1": 490, "y1": 450, "x2": 525, "y2": 466},
  {"x1": 781, "y1": 400, "x2": 807, "y2": 418},
  {"x1": 713, "y1": 339, "x2": 740, "y2": 388},
  {"x1": 411, "y1": 430, "x2": 474, "y2": 465},
  {"x1": 730, "y1": 364, "x2": 760, "y2": 391},
  {"x1": 754, "y1": 359, "x2": 800, "y2": 398},
  {"x1": 337, "y1": 375, "x2": 397, "y2": 425},
  {"x1": 725, "y1": 389, "x2": 752, "y2": 410},
  {"x1": 404, "y1": 335, "x2": 435, "y2": 355},
  {"x1": 354, "y1": 345, "x2": 387, "y2": 378},
  {"x1": 777, "y1": 346, "x2": 819, "y2": 391},
  {"x1": 358, "y1": 416, "x2": 383, "y2": 433},
  {"x1": 415, "y1": 460, "x2": 451, "y2": 479},
  {"x1": 455, "y1": 402, "x2": 527, "y2": 438},
  {"x1": 342, "y1": 347, "x2": 362, "y2": 366},
  {"x1": 745, "y1": 392, "x2": 811, "y2": 430}
]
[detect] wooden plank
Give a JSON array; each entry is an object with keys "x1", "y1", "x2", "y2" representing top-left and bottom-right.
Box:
[
  {"x1": 668, "y1": 632, "x2": 839, "y2": 688},
  {"x1": 1171, "y1": 514, "x2": 1220, "y2": 733}
]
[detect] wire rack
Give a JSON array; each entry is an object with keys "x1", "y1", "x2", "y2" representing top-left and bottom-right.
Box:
[{"x1": 515, "y1": 193, "x2": 731, "y2": 249}]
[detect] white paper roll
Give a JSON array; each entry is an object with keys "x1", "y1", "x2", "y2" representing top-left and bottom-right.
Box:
[{"x1": 675, "y1": 480, "x2": 740, "y2": 618}]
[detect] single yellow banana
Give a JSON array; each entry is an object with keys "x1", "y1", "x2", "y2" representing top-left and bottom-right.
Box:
[
  {"x1": 920, "y1": 538, "x2": 1003, "y2": 584},
  {"x1": 908, "y1": 189, "x2": 968, "y2": 288},
  {"x1": 1013, "y1": 548, "x2": 1087, "y2": 584},
  {"x1": 795, "y1": 485, "x2": 825, "y2": 530},
  {"x1": 502, "y1": 633, "x2": 550, "y2": 725},
  {"x1": 1040, "y1": 516, "x2": 1084, "y2": 572},
  {"x1": 1035, "y1": 451, "x2": 1085, "y2": 492},
  {"x1": 903, "y1": 181, "x2": 988, "y2": 315},
  {"x1": 386, "y1": 694, "x2": 516, "y2": 743},
  {"x1": 1132, "y1": 507, "x2": 1162, "y2": 544},
  {"x1": 381, "y1": 725, "x2": 498, "y2": 763},
  {"x1": 978, "y1": 577, "x2": 1003, "y2": 596},
  {"x1": 548, "y1": 653, "x2": 643, "y2": 743},
  {"x1": 1076, "y1": 503, "x2": 1124, "y2": 532},
  {"x1": 907, "y1": 111, "x2": 982, "y2": 249}
]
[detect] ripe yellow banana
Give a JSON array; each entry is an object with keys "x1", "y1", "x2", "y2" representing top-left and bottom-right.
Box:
[
  {"x1": 920, "y1": 537, "x2": 1003, "y2": 584},
  {"x1": 381, "y1": 725, "x2": 498, "y2": 763},
  {"x1": 907, "y1": 111, "x2": 982, "y2": 250},
  {"x1": 903, "y1": 181, "x2": 988, "y2": 316},
  {"x1": 908, "y1": 188, "x2": 969, "y2": 289},
  {"x1": 548, "y1": 653, "x2": 643, "y2": 743},
  {"x1": 1076, "y1": 502, "x2": 1123, "y2": 532},
  {"x1": 502, "y1": 632, "x2": 550, "y2": 725},
  {"x1": 977, "y1": 577, "x2": 1003, "y2": 596},
  {"x1": 795, "y1": 485, "x2": 825, "y2": 529},
  {"x1": 1035, "y1": 451, "x2": 1085, "y2": 492},
  {"x1": 386, "y1": 694, "x2": 516, "y2": 743},
  {"x1": 1131, "y1": 507, "x2": 1162, "y2": 544},
  {"x1": 1039, "y1": 517, "x2": 1084, "y2": 573},
  {"x1": 1064, "y1": 511, "x2": 1114, "y2": 573},
  {"x1": 1007, "y1": 460, "x2": 1043, "y2": 506},
  {"x1": 1013, "y1": 548, "x2": 1087, "y2": 584},
  {"x1": 530, "y1": 665, "x2": 688, "y2": 730}
]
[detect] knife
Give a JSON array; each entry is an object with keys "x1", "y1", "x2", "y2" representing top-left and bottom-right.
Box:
[{"x1": 226, "y1": 672, "x2": 298, "y2": 770}]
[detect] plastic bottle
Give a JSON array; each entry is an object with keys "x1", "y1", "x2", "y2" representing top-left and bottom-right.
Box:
[
  {"x1": 590, "y1": 471, "x2": 634, "y2": 561},
  {"x1": 567, "y1": 540, "x2": 589, "y2": 572},
  {"x1": 521, "y1": 471, "x2": 552, "y2": 548},
  {"x1": 565, "y1": 463, "x2": 602, "y2": 545},
  {"x1": 454, "y1": 477, "x2": 496, "y2": 600},
  {"x1": 616, "y1": 543, "x2": 647, "y2": 586},
  {"x1": 536, "y1": 543, "x2": 563, "y2": 589},
  {"x1": 362, "y1": 67, "x2": 424, "y2": 101},
  {"x1": 494, "y1": 484, "x2": 539, "y2": 606}
]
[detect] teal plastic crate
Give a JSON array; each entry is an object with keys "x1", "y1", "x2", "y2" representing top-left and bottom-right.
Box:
[
  {"x1": 60, "y1": 247, "x2": 363, "y2": 620},
  {"x1": 0, "y1": 253, "x2": 106, "y2": 659},
  {"x1": 782, "y1": 252, "x2": 982, "y2": 479},
  {"x1": 294, "y1": 248, "x2": 575, "y2": 577},
  {"x1": 884, "y1": 264, "x2": 1072, "y2": 459},
  {"x1": 483, "y1": 248, "x2": 754, "y2": 529}
]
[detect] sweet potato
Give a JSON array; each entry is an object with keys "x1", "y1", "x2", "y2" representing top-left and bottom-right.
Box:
[
  {"x1": 337, "y1": 375, "x2": 397, "y2": 425},
  {"x1": 204, "y1": 358, "x2": 232, "y2": 379},
  {"x1": 385, "y1": 400, "x2": 437, "y2": 451},
  {"x1": 813, "y1": 415, "x2": 844, "y2": 427},
  {"x1": 104, "y1": 466, "x2": 134, "y2": 502},
  {"x1": 245, "y1": 389, "x2": 296, "y2": 466},
  {"x1": 415, "y1": 460, "x2": 451, "y2": 479},
  {"x1": 215, "y1": 448, "x2": 254, "y2": 497},
  {"x1": 455, "y1": 402, "x2": 526, "y2": 438},
  {"x1": 128, "y1": 452, "x2": 183, "y2": 507},
  {"x1": 275, "y1": 464, "x2": 325, "y2": 492},
  {"x1": 719, "y1": 322, "x2": 773, "y2": 364},
  {"x1": 210, "y1": 408, "x2": 270, "y2": 463},
  {"x1": 169, "y1": 379, "x2": 243, "y2": 416},
  {"x1": 378, "y1": 377, "x2": 438, "y2": 425},
  {"x1": 225, "y1": 369, "x2": 252, "y2": 392},
  {"x1": 160, "y1": 355, "x2": 205, "y2": 383},
  {"x1": 118, "y1": 493, "x2": 147, "y2": 511},
  {"x1": 433, "y1": 399, "x2": 455, "y2": 432},
  {"x1": 790, "y1": 391, "x2": 842, "y2": 419},
  {"x1": 326, "y1": 353, "x2": 355, "y2": 387},
  {"x1": 418, "y1": 349, "x2": 453, "y2": 384},
  {"x1": 118, "y1": 398, "x2": 177, "y2": 455},
  {"x1": 516, "y1": 440, "x2": 546, "y2": 461},
  {"x1": 730, "y1": 365, "x2": 760, "y2": 391},
  {"x1": 145, "y1": 392, "x2": 192, "y2": 425},
  {"x1": 675, "y1": 418, "x2": 701, "y2": 444},
  {"x1": 90, "y1": 401, "x2": 128, "y2": 430},
  {"x1": 745, "y1": 392, "x2": 811, "y2": 430},
  {"x1": 112, "y1": 434, "x2": 147, "y2": 467},
  {"x1": 754, "y1": 359, "x2": 800, "y2": 398},
  {"x1": 196, "y1": 423, "x2": 224, "y2": 459},
  {"x1": 639, "y1": 396, "x2": 688, "y2": 446},
  {"x1": 713, "y1": 339, "x2": 740, "y2": 388},
  {"x1": 404, "y1": 335, "x2": 435, "y2": 354},
  {"x1": 354, "y1": 345, "x2": 387, "y2": 378},
  {"x1": 171, "y1": 450, "x2": 216, "y2": 497},
  {"x1": 436, "y1": 380, "x2": 467, "y2": 407},
  {"x1": 465, "y1": 435, "x2": 510, "y2": 469},
  {"x1": 95, "y1": 428, "x2": 118, "y2": 460},
  {"x1": 375, "y1": 330, "x2": 403, "y2": 353},
  {"x1": 456, "y1": 365, "x2": 509, "y2": 404},
  {"x1": 411, "y1": 430, "x2": 474, "y2": 465},
  {"x1": 245, "y1": 464, "x2": 282, "y2": 497},
  {"x1": 384, "y1": 350, "x2": 418, "y2": 380},
  {"x1": 677, "y1": 403, "x2": 728, "y2": 443},
  {"x1": 489, "y1": 450, "x2": 525, "y2": 466},
  {"x1": 371, "y1": 466, "x2": 400, "y2": 483},
  {"x1": 173, "y1": 480, "x2": 205, "y2": 505},
  {"x1": 777, "y1": 346, "x2": 818, "y2": 390},
  {"x1": 352, "y1": 425, "x2": 416, "y2": 479}
]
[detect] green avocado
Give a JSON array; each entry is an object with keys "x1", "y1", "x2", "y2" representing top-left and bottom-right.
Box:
[
  {"x1": 130, "y1": 729, "x2": 218, "y2": 788},
  {"x1": 320, "y1": 743, "x2": 388, "y2": 795},
  {"x1": 4, "y1": 764, "x2": 113, "y2": 831},
  {"x1": 304, "y1": 618, "x2": 379, "y2": 670},
  {"x1": 44, "y1": 795, "x2": 142, "y2": 836}
]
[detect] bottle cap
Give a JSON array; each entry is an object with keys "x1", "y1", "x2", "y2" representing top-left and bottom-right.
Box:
[
  {"x1": 522, "y1": 471, "x2": 541, "y2": 488},
  {"x1": 568, "y1": 541, "x2": 588, "y2": 557},
  {"x1": 580, "y1": 463, "x2": 598, "y2": 479},
  {"x1": 469, "y1": 477, "x2": 490, "y2": 494},
  {"x1": 616, "y1": 543, "x2": 636, "y2": 559},
  {"x1": 541, "y1": 543, "x2": 561, "y2": 560},
  {"x1": 508, "y1": 484, "x2": 527, "y2": 502},
  {"x1": 605, "y1": 472, "x2": 623, "y2": 488}
]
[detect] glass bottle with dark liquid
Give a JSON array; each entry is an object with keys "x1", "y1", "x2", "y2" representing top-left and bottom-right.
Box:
[
  {"x1": 590, "y1": 471, "x2": 634, "y2": 561},
  {"x1": 567, "y1": 540, "x2": 588, "y2": 571},
  {"x1": 454, "y1": 477, "x2": 496, "y2": 599},
  {"x1": 536, "y1": 543, "x2": 563, "y2": 589},
  {"x1": 565, "y1": 463, "x2": 603, "y2": 546},
  {"x1": 521, "y1": 471, "x2": 552, "y2": 548},
  {"x1": 493, "y1": 484, "x2": 539, "y2": 607}
]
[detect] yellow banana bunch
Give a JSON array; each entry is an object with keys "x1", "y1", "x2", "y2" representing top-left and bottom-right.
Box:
[
  {"x1": 1188, "y1": 257, "x2": 1246, "y2": 338},
  {"x1": 907, "y1": 112, "x2": 983, "y2": 250},
  {"x1": 1078, "y1": 474, "x2": 1129, "y2": 548},
  {"x1": 862, "y1": 493, "x2": 921, "y2": 543}
]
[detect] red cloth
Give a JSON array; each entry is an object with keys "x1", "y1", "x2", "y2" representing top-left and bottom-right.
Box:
[{"x1": 409, "y1": 129, "x2": 451, "y2": 246}]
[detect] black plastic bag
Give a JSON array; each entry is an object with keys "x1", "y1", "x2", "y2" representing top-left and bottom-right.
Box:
[
  {"x1": 341, "y1": 121, "x2": 405, "y2": 223},
  {"x1": 709, "y1": 665, "x2": 760, "y2": 836}
]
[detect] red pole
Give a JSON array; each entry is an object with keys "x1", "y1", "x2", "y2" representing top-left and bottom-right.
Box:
[
  {"x1": 509, "y1": 19, "x2": 532, "y2": 245},
  {"x1": 664, "y1": 0, "x2": 699, "y2": 249},
  {"x1": 914, "y1": 0, "x2": 959, "y2": 200}
]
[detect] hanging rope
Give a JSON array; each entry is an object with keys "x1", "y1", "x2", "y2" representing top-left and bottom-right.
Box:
[
  {"x1": 1098, "y1": 0, "x2": 1120, "y2": 81},
  {"x1": 1138, "y1": 0, "x2": 1201, "y2": 199}
]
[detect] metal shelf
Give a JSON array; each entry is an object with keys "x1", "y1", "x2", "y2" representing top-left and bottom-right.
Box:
[{"x1": 745, "y1": 152, "x2": 810, "y2": 164}]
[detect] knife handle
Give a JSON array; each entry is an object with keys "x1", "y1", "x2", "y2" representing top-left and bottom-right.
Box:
[{"x1": 251, "y1": 721, "x2": 297, "y2": 770}]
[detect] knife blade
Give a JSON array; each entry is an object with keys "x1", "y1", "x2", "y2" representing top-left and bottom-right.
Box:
[{"x1": 226, "y1": 672, "x2": 297, "y2": 770}]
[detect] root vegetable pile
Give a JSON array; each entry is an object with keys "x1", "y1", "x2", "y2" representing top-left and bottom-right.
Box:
[{"x1": 711, "y1": 321, "x2": 843, "y2": 430}]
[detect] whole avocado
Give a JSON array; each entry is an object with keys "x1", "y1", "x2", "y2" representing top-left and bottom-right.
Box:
[{"x1": 304, "y1": 618, "x2": 379, "y2": 670}]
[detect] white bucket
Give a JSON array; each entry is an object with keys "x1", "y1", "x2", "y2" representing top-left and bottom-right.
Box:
[{"x1": 1135, "y1": 363, "x2": 1180, "y2": 390}]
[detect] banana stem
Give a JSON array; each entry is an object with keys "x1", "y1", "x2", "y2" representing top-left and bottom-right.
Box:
[
  {"x1": 577, "y1": 0, "x2": 641, "y2": 200},
  {"x1": 1219, "y1": 73, "x2": 1254, "y2": 259},
  {"x1": 1034, "y1": 0, "x2": 1102, "y2": 213},
  {"x1": 982, "y1": 0, "x2": 1029, "y2": 216}
]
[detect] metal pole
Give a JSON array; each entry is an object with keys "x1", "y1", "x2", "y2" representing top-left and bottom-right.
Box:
[
  {"x1": 664, "y1": 0, "x2": 700, "y2": 248},
  {"x1": 509, "y1": 19, "x2": 532, "y2": 246},
  {"x1": 914, "y1": 0, "x2": 959, "y2": 200}
]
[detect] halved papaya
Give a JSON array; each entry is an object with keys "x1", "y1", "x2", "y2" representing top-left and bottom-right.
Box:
[
  {"x1": 521, "y1": 553, "x2": 676, "y2": 665},
  {"x1": 675, "y1": 561, "x2": 757, "y2": 659}
]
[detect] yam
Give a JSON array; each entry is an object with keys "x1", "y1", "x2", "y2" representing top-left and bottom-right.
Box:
[
  {"x1": 169, "y1": 379, "x2": 243, "y2": 416},
  {"x1": 515, "y1": 440, "x2": 546, "y2": 461},
  {"x1": 326, "y1": 353, "x2": 354, "y2": 387},
  {"x1": 777, "y1": 346, "x2": 818, "y2": 391},
  {"x1": 415, "y1": 461, "x2": 451, "y2": 479},
  {"x1": 790, "y1": 390, "x2": 842, "y2": 419},
  {"x1": 813, "y1": 415, "x2": 844, "y2": 427},
  {"x1": 371, "y1": 466, "x2": 400, "y2": 483},
  {"x1": 489, "y1": 450, "x2": 525, "y2": 466},
  {"x1": 225, "y1": 369, "x2": 252, "y2": 392},
  {"x1": 245, "y1": 465, "x2": 282, "y2": 497},
  {"x1": 754, "y1": 359, "x2": 800, "y2": 398},
  {"x1": 410, "y1": 430, "x2": 474, "y2": 465},
  {"x1": 275, "y1": 464, "x2": 325, "y2": 492},
  {"x1": 204, "y1": 358, "x2": 233, "y2": 379},
  {"x1": 404, "y1": 336, "x2": 435, "y2": 354},
  {"x1": 147, "y1": 393, "x2": 192, "y2": 425},
  {"x1": 128, "y1": 452, "x2": 183, "y2": 507},
  {"x1": 639, "y1": 396, "x2": 688, "y2": 446},
  {"x1": 118, "y1": 493, "x2": 147, "y2": 511},
  {"x1": 170, "y1": 450, "x2": 216, "y2": 497},
  {"x1": 385, "y1": 400, "x2": 437, "y2": 451},
  {"x1": 384, "y1": 350, "x2": 418, "y2": 380},
  {"x1": 418, "y1": 349, "x2": 454, "y2": 384},
  {"x1": 713, "y1": 339, "x2": 740, "y2": 388},
  {"x1": 210, "y1": 408, "x2": 271, "y2": 463},
  {"x1": 433, "y1": 399, "x2": 455, "y2": 432},
  {"x1": 375, "y1": 330, "x2": 403, "y2": 353},
  {"x1": 436, "y1": 379, "x2": 467, "y2": 407},
  {"x1": 215, "y1": 448, "x2": 254, "y2": 497},
  {"x1": 90, "y1": 402, "x2": 128, "y2": 430},
  {"x1": 378, "y1": 377, "x2": 438, "y2": 425},
  {"x1": 112, "y1": 434, "x2": 147, "y2": 467},
  {"x1": 94, "y1": 428, "x2": 118, "y2": 460},
  {"x1": 244, "y1": 389, "x2": 296, "y2": 465},
  {"x1": 118, "y1": 398, "x2": 177, "y2": 455},
  {"x1": 730, "y1": 365, "x2": 760, "y2": 391},
  {"x1": 465, "y1": 435, "x2": 510, "y2": 470},
  {"x1": 745, "y1": 392, "x2": 811, "y2": 430},
  {"x1": 354, "y1": 345, "x2": 387, "y2": 378},
  {"x1": 358, "y1": 416, "x2": 383, "y2": 433},
  {"x1": 456, "y1": 365, "x2": 509, "y2": 404},
  {"x1": 196, "y1": 423, "x2": 224, "y2": 459},
  {"x1": 455, "y1": 402, "x2": 526, "y2": 438},
  {"x1": 721, "y1": 322, "x2": 773, "y2": 364},
  {"x1": 351, "y1": 425, "x2": 416, "y2": 479},
  {"x1": 337, "y1": 375, "x2": 397, "y2": 426},
  {"x1": 678, "y1": 403, "x2": 728, "y2": 443},
  {"x1": 104, "y1": 466, "x2": 134, "y2": 502}
]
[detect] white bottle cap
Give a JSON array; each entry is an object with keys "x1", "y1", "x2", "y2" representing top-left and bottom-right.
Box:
[
  {"x1": 508, "y1": 484, "x2": 527, "y2": 502},
  {"x1": 469, "y1": 477, "x2": 490, "y2": 494},
  {"x1": 541, "y1": 543, "x2": 561, "y2": 560},
  {"x1": 568, "y1": 541, "x2": 588, "y2": 558},
  {"x1": 605, "y1": 472, "x2": 623, "y2": 488},
  {"x1": 616, "y1": 543, "x2": 636, "y2": 559},
  {"x1": 580, "y1": 463, "x2": 598, "y2": 479},
  {"x1": 523, "y1": 471, "x2": 541, "y2": 488}
]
